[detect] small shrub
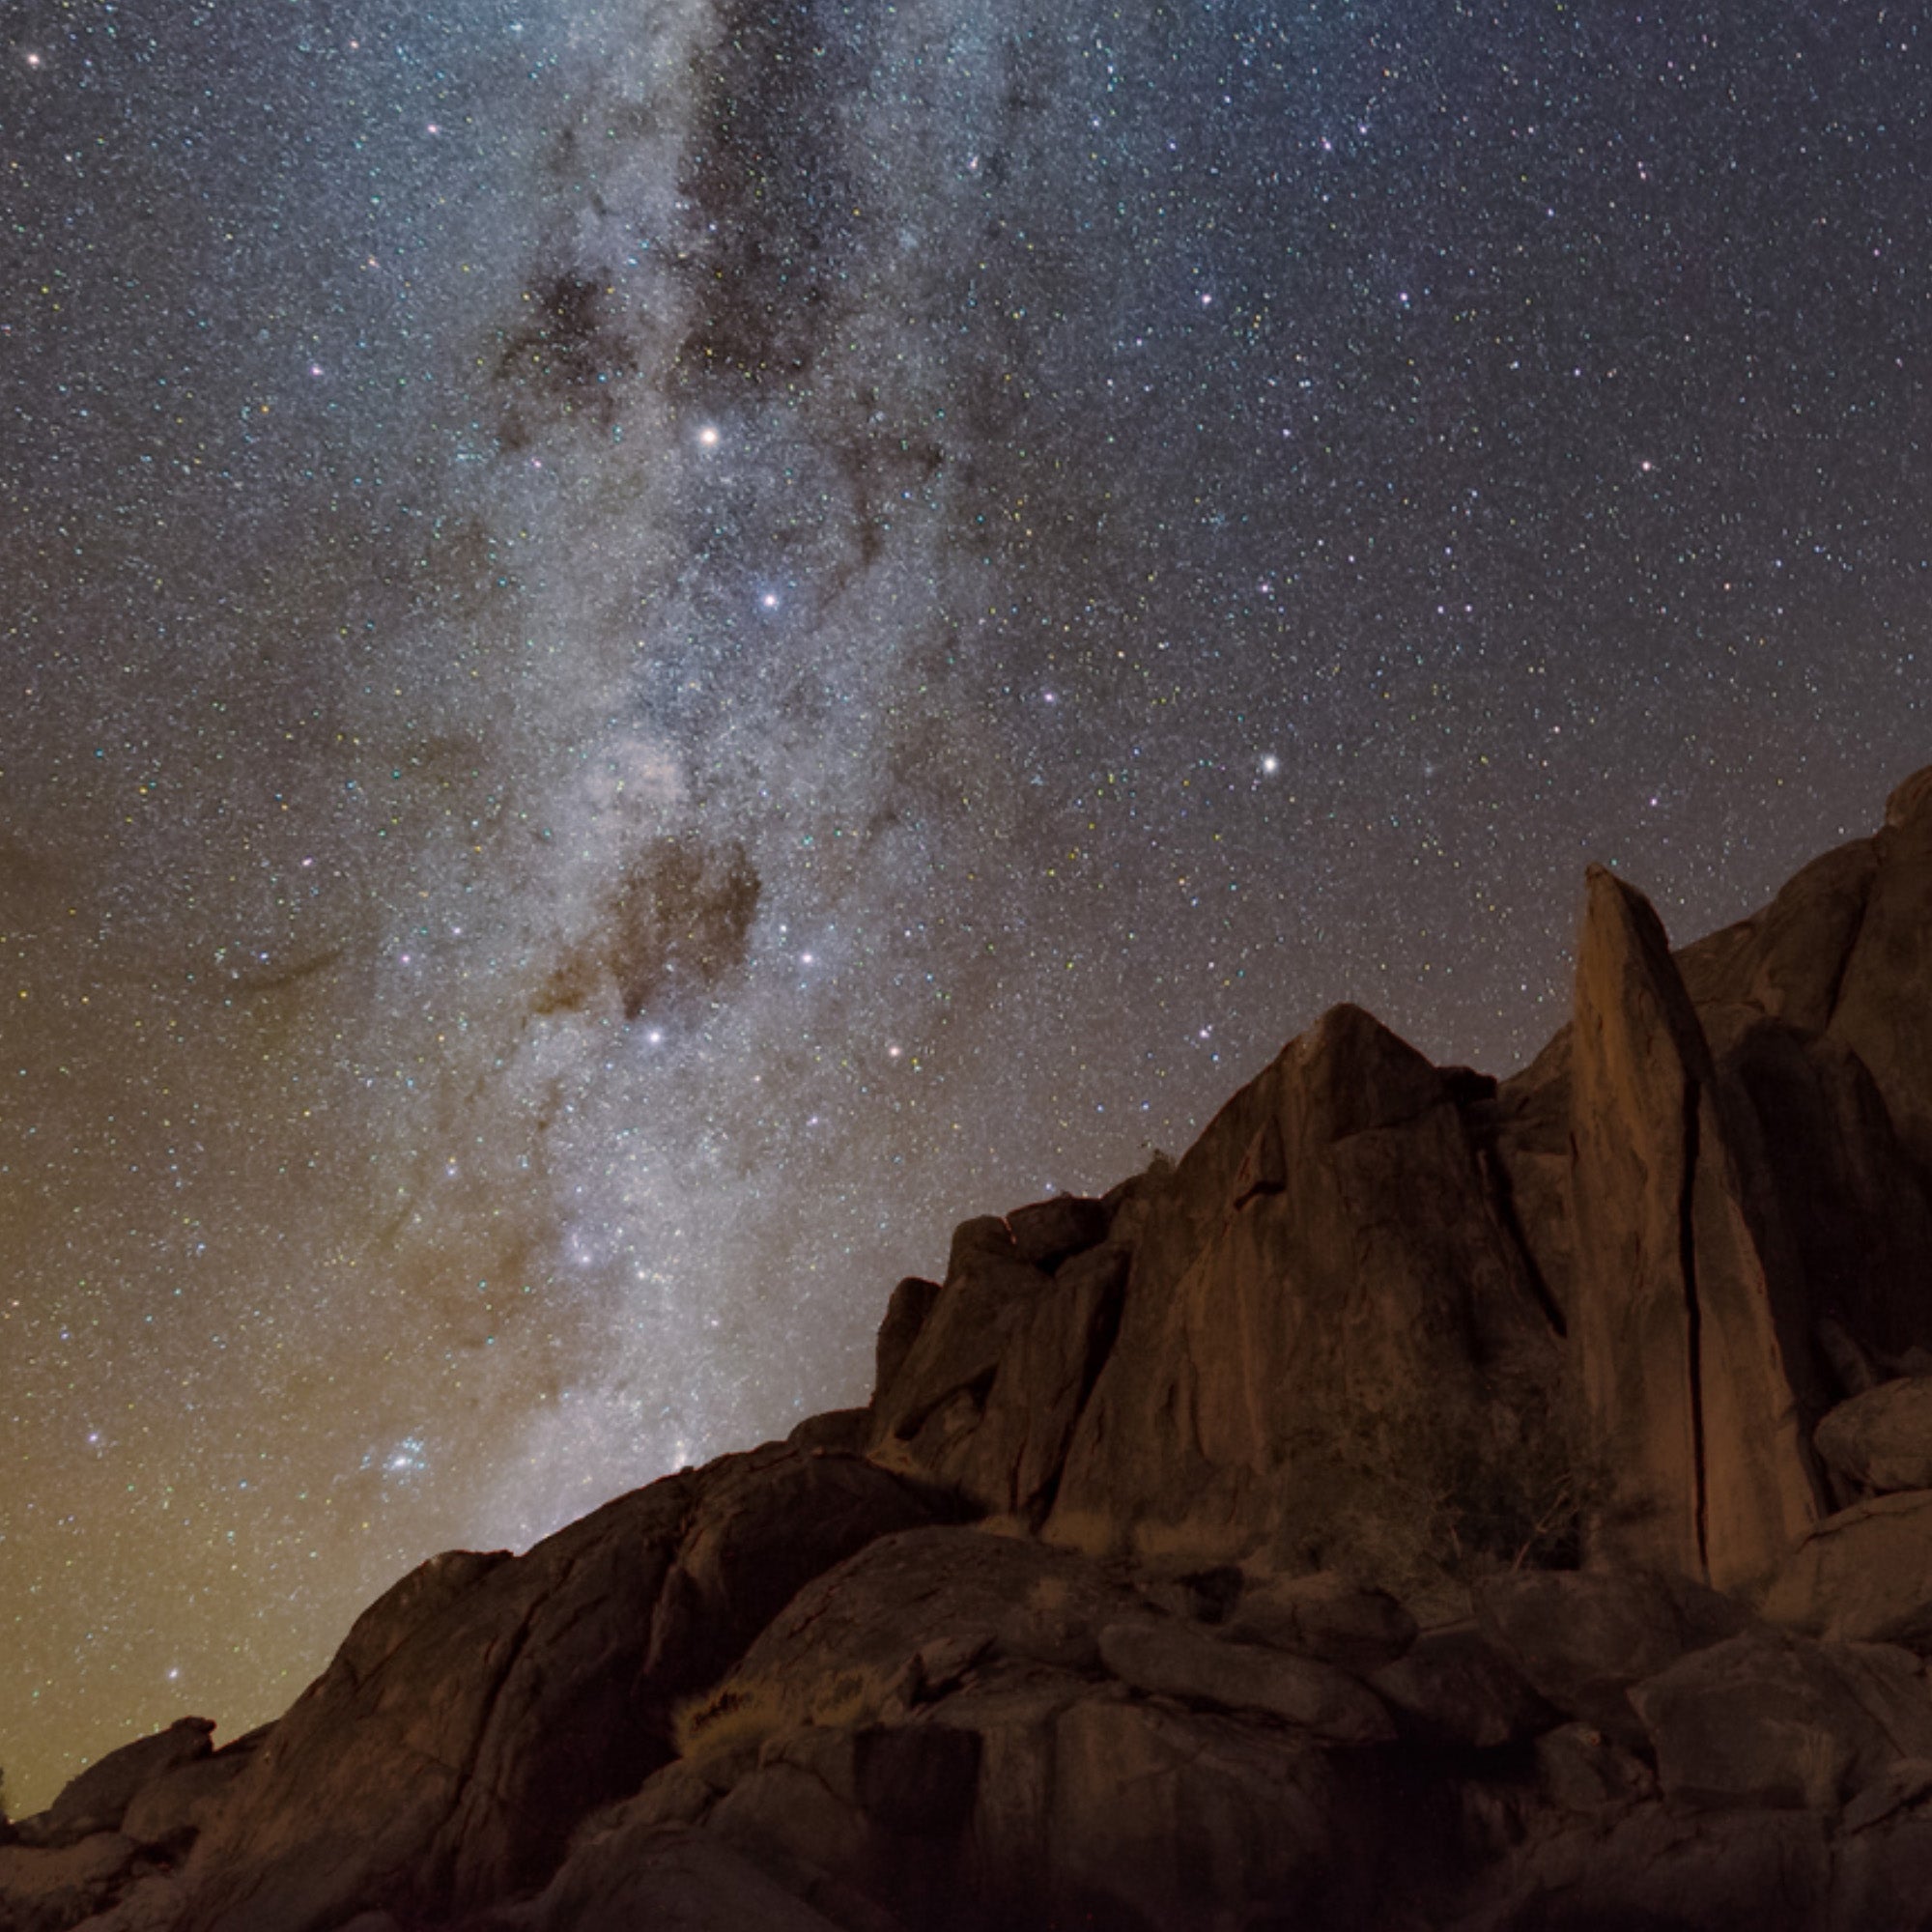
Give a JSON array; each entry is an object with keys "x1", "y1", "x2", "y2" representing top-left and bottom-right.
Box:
[
  {"x1": 671, "y1": 1680, "x2": 782, "y2": 1760},
  {"x1": 670, "y1": 1665, "x2": 882, "y2": 1761}
]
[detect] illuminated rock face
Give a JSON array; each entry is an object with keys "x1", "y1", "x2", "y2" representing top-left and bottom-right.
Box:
[
  {"x1": 14, "y1": 766, "x2": 1932, "y2": 1932},
  {"x1": 1566, "y1": 863, "x2": 1827, "y2": 1591}
]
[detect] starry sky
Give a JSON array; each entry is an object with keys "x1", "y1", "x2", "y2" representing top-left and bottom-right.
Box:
[{"x1": 3, "y1": 0, "x2": 1928, "y2": 1808}]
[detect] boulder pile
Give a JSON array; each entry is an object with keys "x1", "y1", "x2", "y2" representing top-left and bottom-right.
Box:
[{"x1": 10, "y1": 766, "x2": 1932, "y2": 1931}]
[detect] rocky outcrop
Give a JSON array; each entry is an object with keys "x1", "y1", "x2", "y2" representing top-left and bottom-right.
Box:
[
  {"x1": 15, "y1": 764, "x2": 1932, "y2": 1932},
  {"x1": 19, "y1": 1722, "x2": 215, "y2": 1851},
  {"x1": 71, "y1": 1446, "x2": 945, "y2": 1932},
  {"x1": 866, "y1": 1211, "x2": 1130, "y2": 1526},
  {"x1": 1630, "y1": 1625, "x2": 1932, "y2": 1810},
  {"x1": 1041, "y1": 1004, "x2": 1565, "y2": 1581}
]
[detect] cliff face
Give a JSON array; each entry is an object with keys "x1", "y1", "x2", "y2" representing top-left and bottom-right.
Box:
[{"x1": 11, "y1": 768, "x2": 1932, "y2": 1932}]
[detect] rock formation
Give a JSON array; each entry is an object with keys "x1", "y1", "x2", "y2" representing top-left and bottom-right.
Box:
[{"x1": 11, "y1": 766, "x2": 1932, "y2": 1932}]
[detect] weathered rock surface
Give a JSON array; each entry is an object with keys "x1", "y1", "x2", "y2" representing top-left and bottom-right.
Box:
[
  {"x1": 1827, "y1": 768, "x2": 1932, "y2": 1182},
  {"x1": 1368, "y1": 1622, "x2": 1556, "y2": 1750},
  {"x1": 1473, "y1": 1568, "x2": 1751, "y2": 1745},
  {"x1": 22, "y1": 764, "x2": 1932, "y2": 1932},
  {"x1": 1763, "y1": 1488, "x2": 1932, "y2": 1646},
  {"x1": 1044, "y1": 1002, "x2": 1565, "y2": 1577},
  {"x1": 118, "y1": 1728, "x2": 269, "y2": 1856},
  {"x1": 1816, "y1": 1378, "x2": 1932, "y2": 1493},
  {"x1": 20, "y1": 1720, "x2": 214, "y2": 1849},
  {"x1": 170, "y1": 1445, "x2": 944, "y2": 1932},
  {"x1": 1220, "y1": 1569, "x2": 1417, "y2": 1673},
  {"x1": 1095, "y1": 1617, "x2": 1396, "y2": 1743},
  {"x1": 1629, "y1": 1627, "x2": 1932, "y2": 1810},
  {"x1": 0, "y1": 1833, "x2": 153, "y2": 1932},
  {"x1": 484, "y1": 1821, "x2": 847, "y2": 1932},
  {"x1": 868, "y1": 1218, "x2": 1130, "y2": 1526}
]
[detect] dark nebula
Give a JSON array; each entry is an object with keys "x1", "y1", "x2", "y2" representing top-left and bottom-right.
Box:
[{"x1": 538, "y1": 833, "x2": 761, "y2": 1021}]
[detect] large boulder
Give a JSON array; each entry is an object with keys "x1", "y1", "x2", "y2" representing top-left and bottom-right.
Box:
[
  {"x1": 870, "y1": 1276, "x2": 940, "y2": 1405},
  {"x1": 0, "y1": 1833, "x2": 149, "y2": 1932},
  {"x1": 1473, "y1": 1568, "x2": 1751, "y2": 1745},
  {"x1": 866, "y1": 1221, "x2": 1128, "y2": 1522},
  {"x1": 1219, "y1": 1570, "x2": 1417, "y2": 1674},
  {"x1": 1676, "y1": 837, "x2": 1880, "y2": 1034},
  {"x1": 1675, "y1": 768, "x2": 1932, "y2": 1188},
  {"x1": 1367, "y1": 1623, "x2": 1556, "y2": 1750},
  {"x1": 1480, "y1": 1026, "x2": 1578, "y2": 1326},
  {"x1": 488, "y1": 1820, "x2": 848, "y2": 1932},
  {"x1": 685, "y1": 1526, "x2": 1156, "y2": 1748},
  {"x1": 121, "y1": 1726, "x2": 271, "y2": 1854},
  {"x1": 1828, "y1": 768, "x2": 1932, "y2": 1182},
  {"x1": 634, "y1": 1525, "x2": 1413, "y2": 1929},
  {"x1": 1454, "y1": 1804, "x2": 1834, "y2": 1932},
  {"x1": 1816, "y1": 1378, "x2": 1932, "y2": 1493},
  {"x1": 1761, "y1": 1488, "x2": 1932, "y2": 1646},
  {"x1": 1094, "y1": 1619, "x2": 1395, "y2": 1744},
  {"x1": 867, "y1": 1217, "x2": 1130, "y2": 1526},
  {"x1": 1010, "y1": 1695, "x2": 1392, "y2": 1931},
  {"x1": 1704, "y1": 1015, "x2": 1932, "y2": 1382},
  {"x1": 32, "y1": 1719, "x2": 214, "y2": 1846},
  {"x1": 1628, "y1": 1626, "x2": 1932, "y2": 1810}
]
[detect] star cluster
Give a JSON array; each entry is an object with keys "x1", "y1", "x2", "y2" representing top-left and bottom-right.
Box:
[{"x1": 4, "y1": 0, "x2": 1928, "y2": 1806}]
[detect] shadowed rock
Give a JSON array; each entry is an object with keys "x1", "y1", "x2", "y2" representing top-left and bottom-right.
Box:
[
  {"x1": 1762, "y1": 1489, "x2": 1932, "y2": 1646},
  {"x1": 1474, "y1": 1569, "x2": 1751, "y2": 1746},
  {"x1": 32, "y1": 1719, "x2": 214, "y2": 1848},
  {"x1": 1816, "y1": 1378, "x2": 1932, "y2": 1493},
  {"x1": 176, "y1": 1446, "x2": 942, "y2": 1932},
  {"x1": 1629, "y1": 1626, "x2": 1932, "y2": 1810}
]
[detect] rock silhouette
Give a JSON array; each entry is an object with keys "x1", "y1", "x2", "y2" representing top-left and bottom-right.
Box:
[{"x1": 12, "y1": 766, "x2": 1932, "y2": 1931}]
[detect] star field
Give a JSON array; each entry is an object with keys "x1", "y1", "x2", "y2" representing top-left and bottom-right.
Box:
[{"x1": 4, "y1": 0, "x2": 1929, "y2": 1808}]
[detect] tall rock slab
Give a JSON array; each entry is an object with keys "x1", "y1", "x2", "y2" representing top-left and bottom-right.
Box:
[{"x1": 1568, "y1": 867, "x2": 1824, "y2": 1590}]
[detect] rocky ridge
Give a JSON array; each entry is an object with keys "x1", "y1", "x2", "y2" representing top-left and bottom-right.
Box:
[{"x1": 9, "y1": 766, "x2": 1932, "y2": 1931}]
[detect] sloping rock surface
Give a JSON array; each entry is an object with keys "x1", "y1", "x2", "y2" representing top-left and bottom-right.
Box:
[{"x1": 170, "y1": 1446, "x2": 942, "y2": 1932}]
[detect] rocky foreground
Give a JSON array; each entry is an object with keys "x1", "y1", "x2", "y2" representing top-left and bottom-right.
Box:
[{"x1": 11, "y1": 768, "x2": 1932, "y2": 1932}]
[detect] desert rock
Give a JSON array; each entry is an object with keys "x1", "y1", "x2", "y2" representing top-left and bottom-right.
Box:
[{"x1": 1815, "y1": 1378, "x2": 1932, "y2": 1493}]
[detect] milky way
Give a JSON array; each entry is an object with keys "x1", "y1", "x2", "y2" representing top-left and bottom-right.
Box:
[{"x1": 4, "y1": 1, "x2": 1929, "y2": 1805}]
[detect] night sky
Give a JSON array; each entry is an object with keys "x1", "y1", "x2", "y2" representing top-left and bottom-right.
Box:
[{"x1": 4, "y1": 0, "x2": 1928, "y2": 1808}]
